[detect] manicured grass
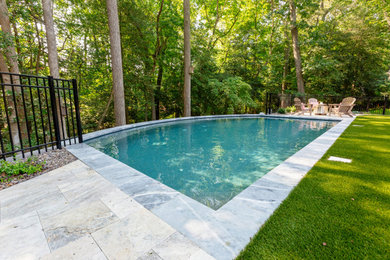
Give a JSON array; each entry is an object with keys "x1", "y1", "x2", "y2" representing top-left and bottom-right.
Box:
[{"x1": 237, "y1": 116, "x2": 390, "y2": 259}]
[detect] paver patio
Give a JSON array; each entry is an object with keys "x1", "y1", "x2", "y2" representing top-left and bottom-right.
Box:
[{"x1": 0, "y1": 160, "x2": 214, "y2": 260}]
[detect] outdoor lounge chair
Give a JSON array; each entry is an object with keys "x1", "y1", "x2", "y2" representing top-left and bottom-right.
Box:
[
  {"x1": 294, "y1": 98, "x2": 312, "y2": 115},
  {"x1": 308, "y1": 98, "x2": 319, "y2": 113},
  {"x1": 329, "y1": 97, "x2": 356, "y2": 117}
]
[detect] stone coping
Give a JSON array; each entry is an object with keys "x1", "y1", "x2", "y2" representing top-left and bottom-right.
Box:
[
  {"x1": 82, "y1": 114, "x2": 341, "y2": 142},
  {"x1": 67, "y1": 115, "x2": 354, "y2": 260}
]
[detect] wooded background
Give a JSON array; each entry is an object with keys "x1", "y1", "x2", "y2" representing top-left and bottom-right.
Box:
[{"x1": 1, "y1": 0, "x2": 389, "y2": 133}]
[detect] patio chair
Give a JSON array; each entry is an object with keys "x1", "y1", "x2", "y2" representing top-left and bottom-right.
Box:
[
  {"x1": 294, "y1": 98, "x2": 312, "y2": 115},
  {"x1": 329, "y1": 97, "x2": 356, "y2": 117},
  {"x1": 308, "y1": 98, "x2": 319, "y2": 114}
]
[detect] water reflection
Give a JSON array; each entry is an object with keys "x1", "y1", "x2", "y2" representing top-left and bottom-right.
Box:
[{"x1": 87, "y1": 118, "x2": 336, "y2": 209}]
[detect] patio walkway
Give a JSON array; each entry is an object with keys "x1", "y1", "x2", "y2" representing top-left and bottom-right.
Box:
[{"x1": 0, "y1": 160, "x2": 214, "y2": 260}]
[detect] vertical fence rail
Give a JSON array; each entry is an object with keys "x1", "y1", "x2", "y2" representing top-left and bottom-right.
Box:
[
  {"x1": 72, "y1": 79, "x2": 83, "y2": 143},
  {"x1": 48, "y1": 76, "x2": 62, "y2": 150},
  {"x1": 383, "y1": 95, "x2": 389, "y2": 115},
  {"x1": 0, "y1": 72, "x2": 82, "y2": 159}
]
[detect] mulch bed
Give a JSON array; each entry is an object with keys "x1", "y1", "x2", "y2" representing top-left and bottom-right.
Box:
[{"x1": 0, "y1": 149, "x2": 77, "y2": 191}]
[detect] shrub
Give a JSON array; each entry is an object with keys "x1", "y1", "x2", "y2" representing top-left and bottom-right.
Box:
[
  {"x1": 0, "y1": 157, "x2": 44, "y2": 182},
  {"x1": 278, "y1": 108, "x2": 286, "y2": 114},
  {"x1": 286, "y1": 106, "x2": 296, "y2": 113}
]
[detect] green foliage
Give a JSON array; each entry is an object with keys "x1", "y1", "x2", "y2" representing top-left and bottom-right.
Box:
[
  {"x1": 3, "y1": 0, "x2": 390, "y2": 131},
  {"x1": 285, "y1": 106, "x2": 296, "y2": 113},
  {"x1": 277, "y1": 108, "x2": 286, "y2": 114},
  {"x1": 205, "y1": 76, "x2": 256, "y2": 114},
  {"x1": 0, "y1": 157, "x2": 44, "y2": 182}
]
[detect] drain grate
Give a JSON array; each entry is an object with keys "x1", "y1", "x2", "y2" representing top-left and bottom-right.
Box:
[{"x1": 328, "y1": 156, "x2": 352, "y2": 163}]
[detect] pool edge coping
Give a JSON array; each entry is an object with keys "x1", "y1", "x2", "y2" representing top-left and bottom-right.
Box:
[{"x1": 66, "y1": 115, "x2": 355, "y2": 260}]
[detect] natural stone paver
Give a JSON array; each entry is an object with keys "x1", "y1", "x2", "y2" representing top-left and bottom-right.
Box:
[
  {"x1": 0, "y1": 160, "x2": 214, "y2": 260},
  {"x1": 91, "y1": 207, "x2": 175, "y2": 259},
  {"x1": 0, "y1": 211, "x2": 50, "y2": 260},
  {"x1": 152, "y1": 232, "x2": 216, "y2": 260},
  {"x1": 40, "y1": 235, "x2": 107, "y2": 260},
  {"x1": 40, "y1": 199, "x2": 118, "y2": 251}
]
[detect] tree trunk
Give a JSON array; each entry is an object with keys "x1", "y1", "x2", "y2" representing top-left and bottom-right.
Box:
[
  {"x1": 34, "y1": 20, "x2": 42, "y2": 74},
  {"x1": 97, "y1": 88, "x2": 114, "y2": 129},
  {"x1": 0, "y1": 0, "x2": 25, "y2": 146},
  {"x1": 42, "y1": 0, "x2": 59, "y2": 78},
  {"x1": 289, "y1": 0, "x2": 305, "y2": 94},
  {"x1": 282, "y1": 18, "x2": 291, "y2": 95},
  {"x1": 0, "y1": 52, "x2": 22, "y2": 146},
  {"x1": 11, "y1": 21, "x2": 22, "y2": 69},
  {"x1": 183, "y1": 0, "x2": 191, "y2": 117},
  {"x1": 155, "y1": 64, "x2": 163, "y2": 120},
  {"x1": 106, "y1": 0, "x2": 126, "y2": 126},
  {"x1": 0, "y1": 0, "x2": 20, "y2": 75},
  {"x1": 42, "y1": 0, "x2": 68, "y2": 140}
]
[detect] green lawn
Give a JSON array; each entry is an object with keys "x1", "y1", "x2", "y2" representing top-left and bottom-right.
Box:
[{"x1": 237, "y1": 115, "x2": 390, "y2": 259}]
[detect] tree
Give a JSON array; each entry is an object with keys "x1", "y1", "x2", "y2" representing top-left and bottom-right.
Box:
[
  {"x1": 0, "y1": 0, "x2": 24, "y2": 146},
  {"x1": 183, "y1": 0, "x2": 191, "y2": 117},
  {"x1": 106, "y1": 0, "x2": 126, "y2": 126},
  {"x1": 42, "y1": 0, "x2": 67, "y2": 139},
  {"x1": 289, "y1": 0, "x2": 305, "y2": 93},
  {"x1": 0, "y1": 0, "x2": 20, "y2": 75},
  {"x1": 42, "y1": 0, "x2": 59, "y2": 78}
]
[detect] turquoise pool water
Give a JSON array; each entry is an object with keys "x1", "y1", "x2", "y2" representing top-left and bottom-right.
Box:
[{"x1": 87, "y1": 117, "x2": 336, "y2": 209}]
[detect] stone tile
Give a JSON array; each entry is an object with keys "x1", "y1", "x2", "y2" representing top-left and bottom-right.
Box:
[
  {"x1": 92, "y1": 207, "x2": 175, "y2": 260},
  {"x1": 40, "y1": 200, "x2": 118, "y2": 251},
  {"x1": 152, "y1": 232, "x2": 215, "y2": 260},
  {"x1": 58, "y1": 175, "x2": 117, "y2": 204},
  {"x1": 119, "y1": 176, "x2": 179, "y2": 210},
  {"x1": 0, "y1": 186, "x2": 67, "y2": 222},
  {"x1": 137, "y1": 250, "x2": 162, "y2": 260},
  {"x1": 40, "y1": 235, "x2": 107, "y2": 260},
  {"x1": 100, "y1": 189, "x2": 145, "y2": 219},
  {"x1": 151, "y1": 196, "x2": 235, "y2": 260},
  {"x1": 95, "y1": 162, "x2": 141, "y2": 187},
  {"x1": 0, "y1": 212, "x2": 50, "y2": 260}
]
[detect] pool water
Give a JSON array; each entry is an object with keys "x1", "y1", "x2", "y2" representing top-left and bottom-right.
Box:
[{"x1": 87, "y1": 118, "x2": 336, "y2": 209}]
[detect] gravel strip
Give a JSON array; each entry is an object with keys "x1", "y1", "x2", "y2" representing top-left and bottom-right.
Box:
[{"x1": 0, "y1": 148, "x2": 76, "y2": 190}]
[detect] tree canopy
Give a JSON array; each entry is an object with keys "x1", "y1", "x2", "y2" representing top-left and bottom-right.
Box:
[{"x1": 1, "y1": 0, "x2": 389, "y2": 131}]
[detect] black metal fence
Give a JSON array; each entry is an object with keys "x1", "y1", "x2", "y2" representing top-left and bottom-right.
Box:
[
  {"x1": 0, "y1": 72, "x2": 83, "y2": 159},
  {"x1": 265, "y1": 93, "x2": 389, "y2": 115}
]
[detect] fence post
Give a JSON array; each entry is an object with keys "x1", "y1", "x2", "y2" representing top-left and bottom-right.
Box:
[
  {"x1": 48, "y1": 76, "x2": 62, "y2": 149},
  {"x1": 72, "y1": 79, "x2": 83, "y2": 143},
  {"x1": 383, "y1": 95, "x2": 389, "y2": 115},
  {"x1": 265, "y1": 92, "x2": 269, "y2": 114}
]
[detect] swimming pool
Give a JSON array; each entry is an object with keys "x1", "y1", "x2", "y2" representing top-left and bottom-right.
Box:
[{"x1": 86, "y1": 117, "x2": 336, "y2": 209}]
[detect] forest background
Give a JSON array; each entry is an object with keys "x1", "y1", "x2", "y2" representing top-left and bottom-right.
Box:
[{"x1": 1, "y1": 0, "x2": 390, "y2": 132}]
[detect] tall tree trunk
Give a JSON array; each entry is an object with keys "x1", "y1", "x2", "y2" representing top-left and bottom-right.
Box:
[
  {"x1": 282, "y1": 17, "x2": 291, "y2": 95},
  {"x1": 106, "y1": 0, "x2": 126, "y2": 126},
  {"x1": 0, "y1": 0, "x2": 25, "y2": 146},
  {"x1": 42, "y1": 0, "x2": 59, "y2": 78},
  {"x1": 0, "y1": 0, "x2": 20, "y2": 75},
  {"x1": 34, "y1": 20, "x2": 42, "y2": 74},
  {"x1": 11, "y1": 21, "x2": 22, "y2": 69},
  {"x1": 155, "y1": 64, "x2": 163, "y2": 120},
  {"x1": 42, "y1": 0, "x2": 68, "y2": 140},
  {"x1": 151, "y1": 0, "x2": 165, "y2": 121},
  {"x1": 0, "y1": 52, "x2": 21, "y2": 146},
  {"x1": 289, "y1": 0, "x2": 305, "y2": 94},
  {"x1": 183, "y1": 0, "x2": 191, "y2": 117}
]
